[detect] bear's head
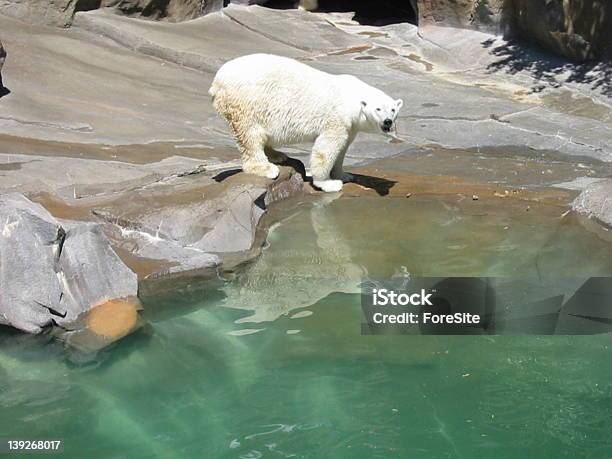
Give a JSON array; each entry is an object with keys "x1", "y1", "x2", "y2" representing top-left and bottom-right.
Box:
[{"x1": 360, "y1": 95, "x2": 403, "y2": 135}]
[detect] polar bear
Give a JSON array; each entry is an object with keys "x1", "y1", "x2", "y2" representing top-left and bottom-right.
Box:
[{"x1": 209, "y1": 54, "x2": 403, "y2": 192}]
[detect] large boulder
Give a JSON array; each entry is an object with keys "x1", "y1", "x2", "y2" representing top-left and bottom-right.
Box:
[
  {"x1": 0, "y1": 0, "x2": 101, "y2": 27},
  {"x1": 0, "y1": 0, "x2": 223, "y2": 26},
  {"x1": 0, "y1": 193, "x2": 138, "y2": 334},
  {"x1": 0, "y1": 194, "x2": 65, "y2": 333},
  {"x1": 101, "y1": 0, "x2": 224, "y2": 21},
  {"x1": 92, "y1": 165, "x2": 305, "y2": 277}
]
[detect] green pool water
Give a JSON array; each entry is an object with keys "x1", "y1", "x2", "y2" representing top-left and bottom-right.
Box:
[{"x1": 1, "y1": 195, "x2": 611, "y2": 458}]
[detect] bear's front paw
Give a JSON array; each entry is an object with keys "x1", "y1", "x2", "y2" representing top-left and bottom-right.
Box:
[
  {"x1": 264, "y1": 163, "x2": 280, "y2": 179},
  {"x1": 313, "y1": 179, "x2": 343, "y2": 193}
]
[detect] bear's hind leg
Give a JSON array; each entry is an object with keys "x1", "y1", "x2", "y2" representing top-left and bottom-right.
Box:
[
  {"x1": 311, "y1": 130, "x2": 348, "y2": 193},
  {"x1": 236, "y1": 128, "x2": 279, "y2": 180}
]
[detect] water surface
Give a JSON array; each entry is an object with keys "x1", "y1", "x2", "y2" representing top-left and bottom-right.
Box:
[{"x1": 1, "y1": 195, "x2": 611, "y2": 458}]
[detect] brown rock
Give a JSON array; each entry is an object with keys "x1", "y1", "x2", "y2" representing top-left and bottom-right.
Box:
[
  {"x1": 417, "y1": 0, "x2": 511, "y2": 34},
  {"x1": 511, "y1": 0, "x2": 611, "y2": 61},
  {"x1": 417, "y1": 0, "x2": 611, "y2": 61}
]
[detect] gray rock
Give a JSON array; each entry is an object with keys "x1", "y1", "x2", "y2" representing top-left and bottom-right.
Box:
[
  {"x1": 0, "y1": 193, "x2": 138, "y2": 334},
  {"x1": 93, "y1": 166, "x2": 304, "y2": 276},
  {"x1": 0, "y1": 193, "x2": 64, "y2": 333},
  {"x1": 0, "y1": 0, "x2": 222, "y2": 26},
  {"x1": 0, "y1": 0, "x2": 94, "y2": 27},
  {"x1": 196, "y1": 185, "x2": 266, "y2": 253},
  {"x1": 101, "y1": 0, "x2": 223, "y2": 21},
  {"x1": 57, "y1": 223, "x2": 138, "y2": 323},
  {"x1": 572, "y1": 179, "x2": 612, "y2": 227}
]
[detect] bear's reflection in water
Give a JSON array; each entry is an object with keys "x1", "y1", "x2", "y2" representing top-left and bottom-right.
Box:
[{"x1": 223, "y1": 194, "x2": 364, "y2": 324}]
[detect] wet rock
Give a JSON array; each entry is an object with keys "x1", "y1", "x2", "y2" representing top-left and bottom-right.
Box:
[
  {"x1": 572, "y1": 179, "x2": 612, "y2": 227},
  {"x1": 60, "y1": 299, "x2": 143, "y2": 353},
  {"x1": 57, "y1": 222, "x2": 138, "y2": 321},
  {"x1": 0, "y1": 193, "x2": 138, "y2": 334}
]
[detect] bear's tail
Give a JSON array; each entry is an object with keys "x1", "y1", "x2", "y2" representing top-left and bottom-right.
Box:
[{"x1": 208, "y1": 82, "x2": 217, "y2": 100}]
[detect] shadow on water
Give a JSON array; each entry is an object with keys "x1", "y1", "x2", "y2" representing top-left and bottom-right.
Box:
[{"x1": 482, "y1": 38, "x2": 612, "y2": 96}]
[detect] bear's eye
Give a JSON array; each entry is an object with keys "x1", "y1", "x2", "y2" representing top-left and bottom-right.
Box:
[
  {"x1": 376, "y1": 108, "x2": 381, "y2": 112},
  {"x1": 392, "y1": 109, "x2": 396, "y2": 113}
]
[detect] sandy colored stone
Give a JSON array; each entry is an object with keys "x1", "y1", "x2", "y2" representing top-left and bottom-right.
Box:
[{"x1": 87, "y1": 299, "x2": 139, "y2": 339}]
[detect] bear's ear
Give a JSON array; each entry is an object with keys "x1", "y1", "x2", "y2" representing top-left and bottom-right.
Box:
[{"x1": 395, "y1": 99, "x2": 404, "y2": 109}]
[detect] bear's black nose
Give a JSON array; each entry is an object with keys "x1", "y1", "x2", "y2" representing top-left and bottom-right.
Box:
[{"x1": 383, "y1": 119, "x2": 393, "y2": 128}]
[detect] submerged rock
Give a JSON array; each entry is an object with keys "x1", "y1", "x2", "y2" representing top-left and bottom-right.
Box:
[
  {"x1": 60, "y1": 299, "x2": 143, "y2": 353},
  {"x1": 0, "y1": 193, "x2": 138, "y2": 334}
]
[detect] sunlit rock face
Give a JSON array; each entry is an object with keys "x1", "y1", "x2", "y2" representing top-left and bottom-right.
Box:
[
  {"x1": 511, "y1": 0, "x2": 611, "y2": 61},
  {"x1": 417, "y1": 0, "x2": 611, "y2": 61},
  {"x1": 417, "y1": 0, "x2": 511, "y2": 34}
]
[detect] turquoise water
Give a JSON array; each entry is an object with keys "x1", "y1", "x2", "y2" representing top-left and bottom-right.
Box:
[{"x1": 1, "y1": 195, "x2": 612, "y2": 458}]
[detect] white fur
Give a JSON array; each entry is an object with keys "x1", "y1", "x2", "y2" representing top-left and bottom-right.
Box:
[{"x1": 209, "y1": 54, "x2": 403, "y2": 192}]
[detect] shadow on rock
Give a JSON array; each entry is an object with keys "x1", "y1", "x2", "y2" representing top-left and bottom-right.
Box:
[
  {"x1": 213, "y1": 157, "x2": 307, "y2": 183},
  {"x1": 482, "y1": 38, "x2": 611, "y2": 96},
  {"x1": 0, "y1": 72, "x2": 9, "y2": 98},
  {"x1": 348, "y1": 172, "x2": 396, "y2": 196},
  {"x1": 213, "y1": 168, "x2": 242, "y2": 182}
]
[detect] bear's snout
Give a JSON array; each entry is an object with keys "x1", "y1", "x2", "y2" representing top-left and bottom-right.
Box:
[{"x1": 382, "y1": 118, "x2": 393, "y2": 132}]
